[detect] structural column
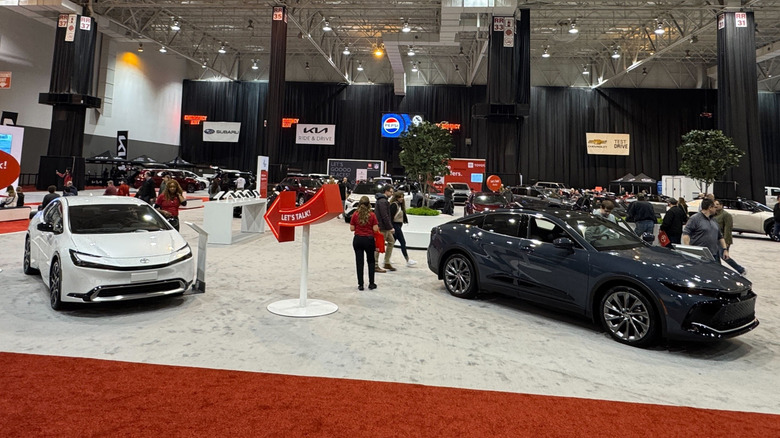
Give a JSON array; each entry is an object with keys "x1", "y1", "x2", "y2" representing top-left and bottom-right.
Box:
[
  {"x1": 263, "y1": 6, "x2": 288, "y2": 181},
  {"x1": 716, "y1": 11, "x2": 765, "y2": 200}
]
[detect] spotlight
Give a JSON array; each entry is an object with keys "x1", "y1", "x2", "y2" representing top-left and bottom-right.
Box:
[
  {"x1": 582, "y1": 66, "x2": 589, "y2": 75},
  {"x1": 305, "y1": 61, "x2": 310, "y2": 70},
  {"x1": 458, "y1": 47, "x2": 465, "y2": 56},
  {"x1": 611, "y1": 48, "x2": 620, "y2": 59},
  {"x1": 374, "y1": 45, "x2": 384, "y2": 57},
  {"x1": 171, "y1": 20, "x2": 180, "y2": 31},
  {"x1": 685, "y1": 49, "x2": 692, "y2": 59},
  {"x1": 323, "y1": 20, "x2": 332, "y2": 32},
  {"x1": 690, "y1": 35, "x2": 698, "y2": 44},
  {"x1": 402, "y1": 21, "x2": 411, "y2": 33},
  {"x1": 357, "y1": 61, "x2": 364, "y2": 71},
  {"x1": 569, "y1": 22, "x2": 578, "y2": 34},
  {"x1": 542, "y1": 47, "x2": 550, "y2": 58},
  {"x1": 218, "y1": 45, "x2": 226, "y2": 54},
  {"x1": 343, "y1": 45, "x2": 351, "y2": 55},
  {"x1": 407, "y1": 46, "x2": 415, "y2": 56},
  {"x1": 137, "y1": 43, "x2": 144, "y2": 53},
  {"x1": 455, "y1": 64, "x2": 459, "y2": 72},
  {"x1": 201, "y1": 60, "x2": 207, "y2": 69},
  {"x1": 159, "y1": 46, "x2": 167, "y2": 53},
  {"x1": 411, "y1": 62, "x2": 418, "y2": 72},
  {"x1": 642, "y1": 67, "x2": 648, "y2": 76},
  {"x1": 654, "y1": 21, "x2": 665, "y2": 35},
  {"x1": 252, "y1": 60, "x2": 258, "y2": 70}
]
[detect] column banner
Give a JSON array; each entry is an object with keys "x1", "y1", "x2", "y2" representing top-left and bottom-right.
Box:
[
  {"x1": 586, "y1": 133, "x2": 630, "y2": 156},
  {"x1": 116, "y1": 130, "x2": 128, "y2": 160},
  {"x1": 258, "y1": 155, "x2": 269, "y2": 198}
]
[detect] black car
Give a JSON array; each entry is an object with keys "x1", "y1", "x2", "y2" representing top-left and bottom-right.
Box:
[{"x1": 427, "y1": 209, "x2": 759, "y2": 347}]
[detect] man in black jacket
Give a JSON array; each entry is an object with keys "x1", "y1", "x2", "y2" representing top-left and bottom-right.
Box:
[
  {"x1": 660, "y1": 198, "x2": 686, "y2": 244},
  {"x1": 135, "y1": 171, "x2": 156, "y2": 204},
  {"x1": 627, "y1": 194, "x2": 656, "y2": 237},
  {"x1": 773, "y1": 196, "x2": 780, "y2": 241},
  {"x1": 374, "y1": 185, "x2": 396, "y2": 272}
]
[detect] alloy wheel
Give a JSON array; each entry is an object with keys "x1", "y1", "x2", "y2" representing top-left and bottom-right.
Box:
[
  {"x1": 443, "y1": 254, "x2": 477, "y2": 298},
  {"x1": 601, "y1": 288, "x2": 655, "y2": 345},
  {"x1": 49, "y1": 259, "x2": 63, "y2": 310}
]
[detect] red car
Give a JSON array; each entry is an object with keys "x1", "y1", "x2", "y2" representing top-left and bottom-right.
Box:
[{"x1": 464, "y1": 192, "x2": 513, "y2": 216}]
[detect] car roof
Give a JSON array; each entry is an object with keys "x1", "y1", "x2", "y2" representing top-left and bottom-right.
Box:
[
  {"x1": 60, "y1": 196, "x2": 150, "y2": 207},
  {"x1": 460, "y1": 207, "x2": 590, "y2": 221}
]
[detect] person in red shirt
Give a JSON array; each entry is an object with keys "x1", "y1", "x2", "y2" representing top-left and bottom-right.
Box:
[
  {"x1": 117, "y1": 179, "x2": 131, "y2": 196},
  {"x1": 155, "y1": 180, "x2": 187, "y2": 231},
  {"x1": 55, "y1": 168, "x2": 72, "y2": 188},
  {"x1": 350, "y1": 196, "x2": 380, "y2": 291},
  {"x1": 103, "y1": 180, "x2": 119, "y2": 196}
]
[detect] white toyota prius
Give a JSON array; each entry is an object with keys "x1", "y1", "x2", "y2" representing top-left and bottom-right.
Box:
[{"x1": 24, "y1": 196, "x2": 195, "y2": 310}]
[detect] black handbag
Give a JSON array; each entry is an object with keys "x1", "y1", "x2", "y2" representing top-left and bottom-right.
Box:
[{"x1": 167, "y1": 216, "x2": 180, "y2": 231}]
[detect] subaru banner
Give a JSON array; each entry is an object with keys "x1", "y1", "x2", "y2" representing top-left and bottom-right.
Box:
[{"x1": 203, "y1": 122, "x2": 241, "y2": 142}]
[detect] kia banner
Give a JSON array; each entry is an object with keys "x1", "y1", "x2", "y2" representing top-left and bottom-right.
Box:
[
  {"x1": 296, "y1": 124, "x2": 335, "y2": 145},
  {"x1": 116, "y1": 130, "x2": 128, "y2": 160},
  {"x1": 203, "y1": 122, "x2": 241, "y2": 142}
]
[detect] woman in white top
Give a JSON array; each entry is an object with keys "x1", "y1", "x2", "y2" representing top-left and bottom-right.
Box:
[{"x1": 1, "y1": 186, "x2": 18, "y2": 208}]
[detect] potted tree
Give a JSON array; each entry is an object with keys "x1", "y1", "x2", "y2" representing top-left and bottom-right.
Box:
[
  {"x1": 678, "y1": 130, "x2": 744, "y2": 195},
  {"x1": 398, "y1": 122, "x2": 455, "y2": 248}
]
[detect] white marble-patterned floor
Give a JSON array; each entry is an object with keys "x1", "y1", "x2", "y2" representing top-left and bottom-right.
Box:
[{"x1": 1, "y1": 196, "x2": 778, "y2": 415}]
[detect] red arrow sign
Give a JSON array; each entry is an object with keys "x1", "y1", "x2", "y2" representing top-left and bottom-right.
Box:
[{"x1": 264, "y1": 183, "x2": 343, "y2": 242}]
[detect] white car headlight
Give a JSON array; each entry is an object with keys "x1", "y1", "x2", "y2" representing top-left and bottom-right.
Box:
[
  {"x1": 173, "y1": 244, "x2": 193, "y2": 261},
  {"x1": 70, "y1": 250, "x2": 110, "y2": 269}
]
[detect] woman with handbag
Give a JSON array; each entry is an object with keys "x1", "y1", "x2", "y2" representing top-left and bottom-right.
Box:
[
  {"x1": 155, "y1": 180, "x2": 187, "y2": 231},
  {"x1": 350, "y1": 196, "x2": 379, "y2": 291}
]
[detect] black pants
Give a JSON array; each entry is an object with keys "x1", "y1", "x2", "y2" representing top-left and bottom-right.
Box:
[
  {"x1": 393, "y1": 223, "x2": 409, "y2": 260},
  {"x1": 353, "y1": 235, "x2": 376, "y2": 287}
]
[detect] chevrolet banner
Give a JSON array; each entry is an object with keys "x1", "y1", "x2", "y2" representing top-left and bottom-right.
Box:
[
  {"x1": 203, "y1": 122, "x2": 241, "y2": 142},
  {"x1": 586, "y1": 133, "x2": 630, "y2": 156},
  {"x1": 296, "y1": 124, "x2": 335, "y2": 145}
]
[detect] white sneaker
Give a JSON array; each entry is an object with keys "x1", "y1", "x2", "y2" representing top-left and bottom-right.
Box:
[{"x1": 406, "y1": 259, "x2": 417, "y2": 267}]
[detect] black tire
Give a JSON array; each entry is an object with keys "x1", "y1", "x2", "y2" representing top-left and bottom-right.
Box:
[
  {"x1": 442, "y1": 253, "x2": 478, "y2": 299},
  {"x1": 49, "y1": 258, "x2": 63, "y2": 311},
  {"x1": 599, "y1": 285, "x2": 658, "y2": 347},
  {"x1": 344, "y1": 211, "x2": 352, "y2": 223},
  {"x1": 23, "y1": 235, "x2": 39, "y2": 275},
  {"x1": 764, "y1": 219, "x2": 775, "y2": 239},
  {"x1": 186, "y1": 183, "x2": 196, "y2": 193}
]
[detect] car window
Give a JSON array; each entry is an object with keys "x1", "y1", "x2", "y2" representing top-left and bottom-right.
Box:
[
  {"x1": 459, "y1": 215, "x2": 484, "y2": 227},
  {"x1": 353, "y1": 183, "x2": 382, "y2": 194},
  {"x1": 68, "y1": 204, "x2": 170, "y2": 234},
  {"x1": 526, "y1": 217, "x2": 568, "y2": 243},
  {"x1": 482, "y1": 213, "x2": 523, "y2": 237},
  {"x1": 562, "y1": 215, "x2": 642, "y2": 250},
  {"x1": 44, "y1": 201, "x2": 64, "y2": 233},
  {"x1": 451, "y1": 183, "x2": 470, "y2": 190}
]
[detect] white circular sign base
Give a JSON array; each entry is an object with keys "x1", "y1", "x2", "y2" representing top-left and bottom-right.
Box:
[{"x1": 267, "y1": 299, "x2": 338, "y2": 318}]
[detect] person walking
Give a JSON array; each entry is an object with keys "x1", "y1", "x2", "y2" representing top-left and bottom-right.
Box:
[
  {"x1": 660, "y1": 198, "x2": 686, "y2": 245},
  {"x1": 350, "y1": 196, "x2": 379, "y2": 290},
  {"x1": 389, "y1": 191, "x2": 417, "y2": 267},
  {"x1": 713, "y1": 200, "x2": 747, "y2": 276},
  {"x1": 103, "y1": 180, "x2": 119, "y2": 196},
  {"x1": 683, "y1": 198, "x2": 730, "y2": 264},
  {"x1": 155, "y1": 180, "x2": 187, "y2": 231},
  {"x1": 627, "y1": 194, "x2": 656, "y2": 237},
  {"x1": 374, "y1": 184, "x2": 396, "y2": 272},
  {"x1": 117, "y1": 179, "x2": 131, "y2": 196},
  {"x1": 773, "y1": 195, "x2": 780, "y2": 241},
  {"x1": 135, "y1": 171, "x2": 156, "y2": 204}
]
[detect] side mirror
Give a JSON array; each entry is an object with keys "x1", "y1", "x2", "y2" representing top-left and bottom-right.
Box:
[
  {"x1": 553, "y1": 237, "x2": 574, "y2": 250},
  {"x1": 37, "y1": 222, "x2": 54, "y2": 233}
]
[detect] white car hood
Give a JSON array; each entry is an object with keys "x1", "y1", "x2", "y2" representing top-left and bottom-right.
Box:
[{"x1": 70, "y1": 231, "x2": 186, "y2": 258}]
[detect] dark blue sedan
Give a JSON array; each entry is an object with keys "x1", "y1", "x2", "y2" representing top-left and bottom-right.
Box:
[{"x1": 427, "y1": 209, "x2": 759, "y2": 347}]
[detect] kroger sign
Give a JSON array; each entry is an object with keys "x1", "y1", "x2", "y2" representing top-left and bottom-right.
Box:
[{"x1": 381, "y1": 113, "x2": 424, "y2": 138}]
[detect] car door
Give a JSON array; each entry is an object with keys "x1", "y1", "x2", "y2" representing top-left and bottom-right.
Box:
[
  {"x1": 729, "y1": 200, "x2": 763, "y2": 233},
  {"x1": 470, "y1": 213, "x2": 529, "y2": 295},
  {"x1": 35, "y1": 200, "x2": 65, "y2": 279},
  {"x1": 517, "y1": 215, "x2": 591, "y2": 312}
]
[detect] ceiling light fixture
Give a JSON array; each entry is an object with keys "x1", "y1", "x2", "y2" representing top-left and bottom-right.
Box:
[
  {"x1": 343, "y1": 45, "x2": 351, "y2": 55},
  {"x1": 655, "y1": 21, "x2": 665, "y2": 35},
  {"x1": 642, "y1": 67, "x2": 648, "y2": 76},
  {"x1": 247, "y1": 19, "x2": 254, "y2": 30},
  {"x1": 323, "y1": 20, "x2": 332, "y2": 32},
  {"x1": 402, "y1": 21, "x2": 411, "y2": 33},
  {"x1": 411, "y1": 62, "x2": 418, "y2": 72},
  {"x1": 542, "y1": 47, "x2": 550, "y2": 58},
  {"x1": 159, "y1": 46, "x2": 167, "y2": 53},
  {"x1": 374, "y1": 45, "x2": 384, "y2": 57},
  {"x1": 218, "y1": 45, "x2": 226, "y2": 54},
  {"x1": 251, "y1": 60, "x2": 258, "y2": 70},
  {"x1": 357, "y1": 61, "x2": 364, "y2": 71},
  {"x1": 458, "y1": 47, "x2": 465, "y2": 56},
  {"x1": 407, "y1": 46, "x2": 415, "y2": 56},
  {"x1": 137, "y1": 43, "x2": 144, "y2": 53},
  {"x1": 305, "y1": 61, "x2": 310, "y2": 70},
  {"x1": 582, "y1": 65, "x2": 589, "y2": 75},
  {"x1": 611, "y1": 48, "x2": 620, "y2": 59},
  {"x1": 201, "y1": 60, "x2": 207, "y2": 69},
  {"x1": 569, "y1": 22, "x2": 578, "y2": 34},
  {"x1": 455, "y1": 64, "x2": 459, "y2": 72},
  {"x1": 690, "y1": 35, "x2": 698, "y2": 44},
  {"x1": 171, "y1": 20, "x2": 180, "y2": 31}
]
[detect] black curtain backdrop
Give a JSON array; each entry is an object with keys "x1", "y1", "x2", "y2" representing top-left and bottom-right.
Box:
[
  {"x1": 180, "y1": 81, "x2": 779, "y2": 191},
  {"x1": 49, "y1": 15, "x2": 97, "y2": 95},
  {"x1": 487, "y1": 11, "x2": 530, "y2": 105}
]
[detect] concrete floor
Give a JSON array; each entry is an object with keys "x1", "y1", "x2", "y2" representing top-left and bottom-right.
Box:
[{"x1": 1, "y1": 191, "x2": 779, "y2": 415}]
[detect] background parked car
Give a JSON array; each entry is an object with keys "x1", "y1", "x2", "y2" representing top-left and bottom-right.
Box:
[
  {"x1": 278, "y1": 176, "x2": 322, "y2": 206},
  {"x1": 464, "y1": 192, "x2": 512, "y2": 215},
  {"x1": 343, "y1": 181, "x2": 385, "y2": 222},
  {"x1": 447, "y1": 183, "x2": 472, "y2": 204},
  {"x1": 134, "y1": 169, "x2": 203, "y2": 193},
  {"x1": 689, "y1": 198, "x2": 776, "y2": 238}
]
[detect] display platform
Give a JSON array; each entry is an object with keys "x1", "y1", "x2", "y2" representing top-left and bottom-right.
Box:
[{"x1": 202, "y1": 197, "x2": 267, "y2": 244}]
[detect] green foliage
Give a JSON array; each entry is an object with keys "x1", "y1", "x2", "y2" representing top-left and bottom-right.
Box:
[
  {"x1": 399, "y1": 121, "x2": 454, "y2": 206},
  {"x1": 678, "y1": 130, "x2": 744, "y2": 194},
  {"x1": 406, "y1": 207, "x2": 440, "y2": 216}
]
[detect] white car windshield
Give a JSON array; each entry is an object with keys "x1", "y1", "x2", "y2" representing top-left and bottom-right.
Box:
[{"x1": 69, "y1": 204, "x2": 170, "y2": 234}]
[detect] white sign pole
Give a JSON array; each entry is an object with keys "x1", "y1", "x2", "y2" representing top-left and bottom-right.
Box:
[{"x1": 300, "y1": 224, "x2": 309, "y2": 307}]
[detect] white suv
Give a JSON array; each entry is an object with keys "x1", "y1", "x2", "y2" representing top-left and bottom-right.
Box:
[{"x1": 766, "y1": 186, "x2": 780, "y2": 208}]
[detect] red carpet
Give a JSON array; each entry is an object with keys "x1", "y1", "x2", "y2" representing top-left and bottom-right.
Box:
[
  {"x1": 1, "y1": 352, "x2": 778, "y2": 437},
  {"x1": 0, "y1": 218, "x2": 28, "y2": 234}
]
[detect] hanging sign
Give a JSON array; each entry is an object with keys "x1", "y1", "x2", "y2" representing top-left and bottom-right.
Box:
[
  {"x1": 493, "y1": 17, "x2": 505, "y2": 32},
  {"x1": 79, "y1": 16, "x2": 91, "y2": 31},
  {"x1": 264, "y1": 184, "x2": 343, "y2": 242},
  {"x1": 65, "y1": 14, "x2": 77, "y2": 42},
  {"x1": 203, "y1": 122, "x2": 241, "y2": 142},
  {"x1": 272, "y1": 6, "x2": 286, "y2": 22},
  {"x1": 183, "y1": 115, "x2": 208, "y2": 125},
  {"x1": 718, "y1": 14, "x2": 725, "y2": 30},
  {"x1": 504, "y1": 19, "x2": 515, "y2": 47},
  {"x1": 0, "y1": 150, "x2": 21, "y2": 191},
  {"x1": 586, "y1": 133, "x2": 630, "y2": 156},
  {"x1": 296, "y1": 124, "x2": 335, "y2": 145},
  {"x1": 58, "y1": 14, "x2": 68, "y2": 27},
  {"x1": 282, "y1": 118, "x2": 299, "y2": 128},
  {"x1": 116, "y1": 131, "x2": 128, "y2": 160},
  {"x1": 0, "y1": 72, "x2": 10, "y2": 89},
  {"x1": 735, "y1": 12, "x2": 747, "y2": 28}
]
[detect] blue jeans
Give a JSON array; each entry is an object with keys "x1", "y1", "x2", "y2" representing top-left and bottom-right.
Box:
[
  {"x1": 773, "y1": 222, "x2": 780, "y2": 241},
  {"x1": 719, "y1": 246, "x2": 745, "y2": 274},
  {"x1": 634, "y1": 220, "x2": 655, "y2": 237},
  {"x1": 393, "y1": 223, "x2": 409, "y2": 260}
]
